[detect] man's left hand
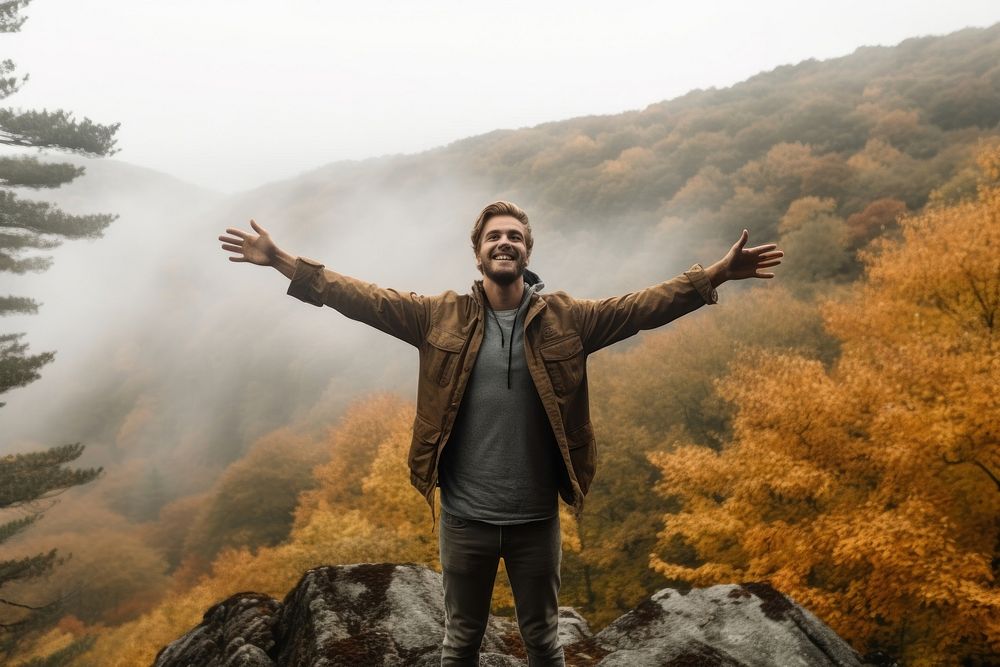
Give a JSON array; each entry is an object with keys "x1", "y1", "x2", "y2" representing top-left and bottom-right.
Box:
[{"x1": 705, "y1": 229, "x2": 783, "y2": 287}]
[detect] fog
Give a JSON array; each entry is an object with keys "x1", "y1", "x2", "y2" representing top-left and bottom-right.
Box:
[{"x1": 0, "y1": 139, "x2": 727, "y2": 504}]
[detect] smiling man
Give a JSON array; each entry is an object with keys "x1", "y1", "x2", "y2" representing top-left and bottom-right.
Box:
[{"x1": 219, "y1": 201, "x2": 783, "y2": 666}]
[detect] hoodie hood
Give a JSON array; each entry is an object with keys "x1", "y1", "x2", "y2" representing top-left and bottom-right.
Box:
[
  {"x1": 523, "y1": 268, "x2": 543, "y2": 289},
  {"x1": 472, "y1": 268, "x2": 545, "y2": 305}
]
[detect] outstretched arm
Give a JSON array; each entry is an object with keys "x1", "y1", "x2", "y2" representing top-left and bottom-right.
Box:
[
  {"x1": 575, "y1": 264, "x2": 715, "y2": 354},
  {"x1": 219, "y1": 219, "x2": 430, "y2": 347},
  {"x1": 576, "y1": 229, "x2": 782, "y2": 353}
]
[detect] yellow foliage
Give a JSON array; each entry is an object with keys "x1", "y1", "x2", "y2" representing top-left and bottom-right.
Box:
[
  {"x1": 648, "y1": 146, "x2": 1000, "y2": 665},
  {"x1": 294, "y1": 392, "x2": 406, "y2": 528}
]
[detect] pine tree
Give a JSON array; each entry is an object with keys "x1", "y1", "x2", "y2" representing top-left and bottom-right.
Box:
[
  {"x1": 0, "y1": 444, "x2": 103, "y2": 649},
  {"x1": 0, "y1": 0, "x2": 116, "y2": 656},
  {"x1": 0, "y1": 0, "x2": 120, "y2": 405}
]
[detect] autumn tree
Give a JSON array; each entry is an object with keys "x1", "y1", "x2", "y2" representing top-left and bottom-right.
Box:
[
  {"x1": 776, "y1": 196, "x2": 855, "y2": 291},
  {"x1": 293, "y1": 392, "x2": 407, "y2": 526},
  {"x1": 647, "y1": 146, "x2": 1000, "y2": 666}
]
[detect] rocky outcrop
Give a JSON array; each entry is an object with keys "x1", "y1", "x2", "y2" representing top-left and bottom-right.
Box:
[{"x1": 154, "y1": 563, "x2": 888, "y2": 666}]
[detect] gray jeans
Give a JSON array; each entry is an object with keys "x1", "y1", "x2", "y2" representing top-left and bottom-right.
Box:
[{"x1": 439, "y1": 508, "x2": 565, "y2": 666}]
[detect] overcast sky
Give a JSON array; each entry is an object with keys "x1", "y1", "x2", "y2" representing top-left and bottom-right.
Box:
[{"x1": 5, "y1": 0, "x2": 999, "y2": 193}]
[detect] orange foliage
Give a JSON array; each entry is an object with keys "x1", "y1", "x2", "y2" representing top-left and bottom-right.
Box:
[
  {"x1": 294, "y1": 392, "x2": 406, "y2": 526},
  {"x1": 648, "y1": 147, "x2": 1000, "y2": 666}
]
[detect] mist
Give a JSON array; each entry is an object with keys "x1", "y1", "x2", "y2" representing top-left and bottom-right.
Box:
[{"x1": 0, "y1": 147, "x2": 716, "y2": 509}]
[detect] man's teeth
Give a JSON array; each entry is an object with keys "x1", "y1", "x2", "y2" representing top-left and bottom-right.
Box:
[{"x1": 494, "y1": 255, "x2": 513, "y2": 260}]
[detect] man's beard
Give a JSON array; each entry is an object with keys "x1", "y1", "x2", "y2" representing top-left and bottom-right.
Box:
[{"x1": 481, "y1": 253, "x2": 528, "y2": 286}]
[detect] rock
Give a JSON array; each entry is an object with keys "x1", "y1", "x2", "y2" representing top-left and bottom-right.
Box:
[
  {"x1": 155, "y1": 563, "x2": 875, "y2": 666},
  {"x1": 592, "y1": 583, "x2": 866, "y2": 666},
  {"x1": 154, "y1": 593, "x2": 280, "y2": 666}
]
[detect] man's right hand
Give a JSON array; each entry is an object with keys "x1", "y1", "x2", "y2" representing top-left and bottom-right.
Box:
[{"x1": 219, "y1": 219, "x2": 279, "y2": 266}]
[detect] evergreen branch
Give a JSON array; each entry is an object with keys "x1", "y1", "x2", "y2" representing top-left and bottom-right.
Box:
[
  {"x1": 0, "y1": 190, "x2": 116, "y2": 240},
  {"x1": 0, "y1": 295, "x2": 39, "y2": 315},
  {"x1": 0, "y1": 249, "x2": 51, "y2": 273},
  {"x1": 0, "y1": 108, "x2": 119, "y2": 156},
  {"x1": 0, "y1": 596, "x2": 49, "y2": 611},
  {"x1": 0, "y1": 229, "x2": 62, "y2": 251},
  {"x1": 0, "y1": 549, "x2": 59, "y2": 587},
  {"x1": 0, "y1": 443, "x2": 103, "y2": 508},
  {"x1": 0, "y1": 59, "x2": 27, "y2": 101},
  {"x1": 0, "y1": 1, "x2": 31, "y2": 33},
  {"x1": 0, "y1": 331, "x2": 55, "y2": 398},
  {"x1": 0, "y1": 514, "x2": 39, "y2": 544},
  {"x1": 0, "y1": 156, "x2": 84, "y2": 188}
]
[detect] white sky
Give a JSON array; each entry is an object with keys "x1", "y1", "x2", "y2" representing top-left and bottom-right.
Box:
[{"x1": 6, "y1": 0, "x2": 999, "y2": 193}]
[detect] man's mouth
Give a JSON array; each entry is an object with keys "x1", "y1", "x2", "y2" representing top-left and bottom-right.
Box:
[{"x1": 492, "y1": 254, "x2": 515, "y2": 261}]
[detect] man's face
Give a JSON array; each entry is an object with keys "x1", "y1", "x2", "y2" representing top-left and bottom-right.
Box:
[{"x1": 476, "y1": 215, "x2": 530, "y2": 286}]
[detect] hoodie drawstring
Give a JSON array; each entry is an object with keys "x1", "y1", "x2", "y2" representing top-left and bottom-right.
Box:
[
  {"x1": 483, "y1": 294, "x2": 520, "y2": 390},
  {"x1": 506, "y1": 308, "x2": 517, "y2": 389}
]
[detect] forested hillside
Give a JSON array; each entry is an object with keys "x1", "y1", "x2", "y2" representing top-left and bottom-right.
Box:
[{"x1": 3, "y1": 23, "x2": 998, "y2": 667}]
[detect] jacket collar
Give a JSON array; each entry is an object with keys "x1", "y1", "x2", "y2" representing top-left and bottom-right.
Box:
[{"x1": 471, "y1": 268, "x2": 544, "y2": 307}]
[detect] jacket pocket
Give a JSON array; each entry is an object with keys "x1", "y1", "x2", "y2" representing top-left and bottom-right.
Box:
[
  {"x1": 566, "y1": 421, "x2": 596, "y2": 496},
  {"x1": 409, "y1": 413, "x2": 440, "y2": 485},
  {"x1": 426, "y1": 326, "x2": 465, "y2": 388},
  {"x1": 540, "y1": 335, "x2": 585, "y2": 396}
]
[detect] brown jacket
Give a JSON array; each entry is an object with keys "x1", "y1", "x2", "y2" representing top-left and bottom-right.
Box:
[{"x1": 286, "y1": 257, "x2": 717, "y2": 531}]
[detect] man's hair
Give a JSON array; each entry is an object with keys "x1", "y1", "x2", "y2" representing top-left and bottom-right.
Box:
[{"x1": 470, "y1": 201, "x2": 534, "y2": 256}]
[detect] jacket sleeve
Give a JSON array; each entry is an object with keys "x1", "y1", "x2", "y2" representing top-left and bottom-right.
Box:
[
  {"x1": 574, "y1": 263, "x2": 718, "y2": 354},
  {"x1": 285, "y1": 256, "x2": 430, "y2": 347}
]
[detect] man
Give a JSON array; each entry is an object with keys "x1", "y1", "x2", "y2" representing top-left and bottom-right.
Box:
[{"x1": 218, "y1": 201, "x2": 783, "y2": 666}]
